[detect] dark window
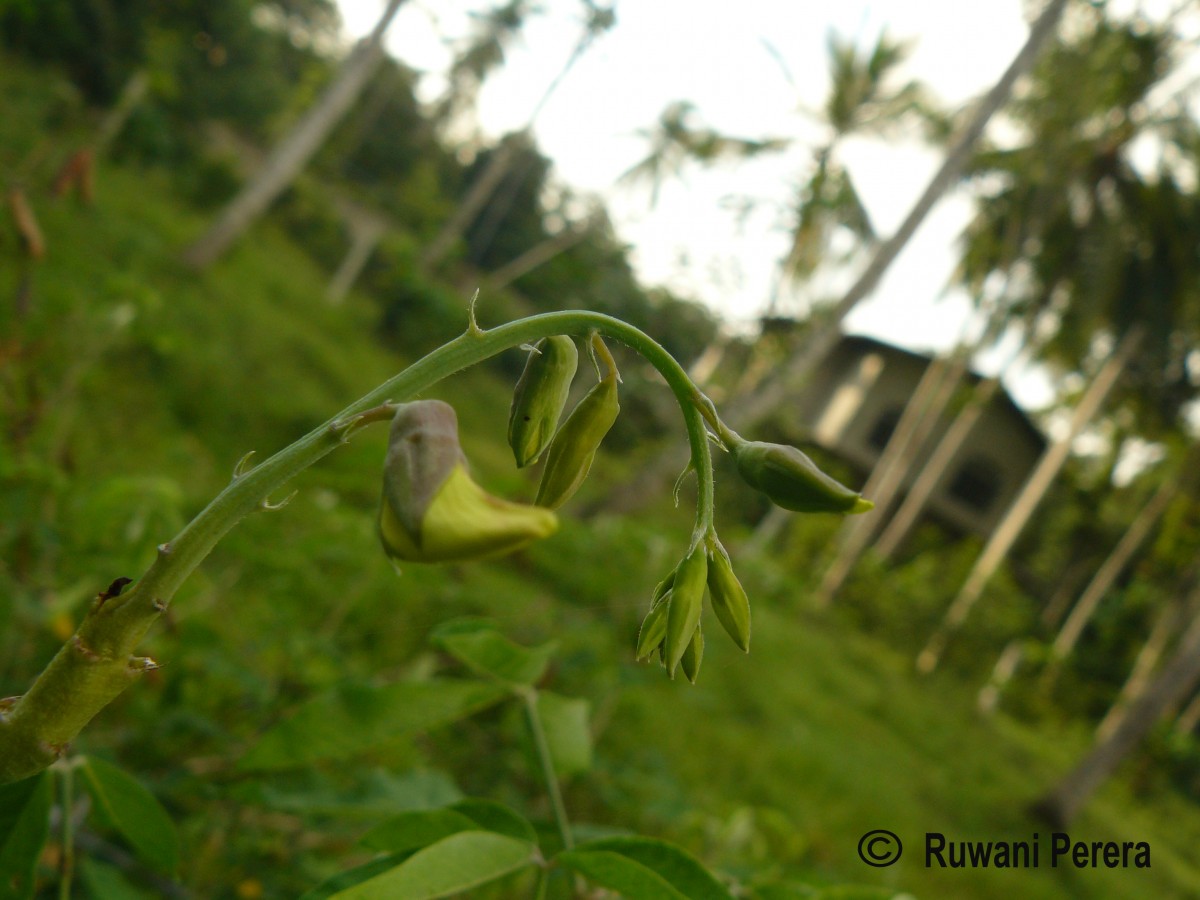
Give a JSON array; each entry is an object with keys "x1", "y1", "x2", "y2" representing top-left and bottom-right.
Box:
[
  {"x1": 948, "y1": 457, "x2": 1002, "y2": 513},
  {"x1": 867, "y1": 407, "x2": 903, "y2": 450}
]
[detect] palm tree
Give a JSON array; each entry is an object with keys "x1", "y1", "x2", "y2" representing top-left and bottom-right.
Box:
[
  {"x1": 183, "y1": 0, "x2": 407, "y2": 269},
  {"x1": 421, "y1": 1, "x2": 615, "y2": 269},
  {"x1": 1033, "y1": 582, "x2": 1200, "y2": 827},
  {"x1": 603, "y1": 28, "x2": 947, "y2": 515},
  {"x1": 916, "y1": 324, "x2": 1144, "y2": 673},
  {"x1": 618, "y1": 100, "x2": 789, "y2": 210},
  {"x1": 914, "y1": 7, "x2": 1200, "y2": 672},
  {"x1": 1044, "y1": 461, "x2": 1189, "y2": 680},
  {"x1": 727, "y1": 0, "x2": 1070, "y2": 434},
  {"x1": 1095, "y1": 572, "x2": 1200, "y2": 741},
  {"x1": 603, "y1": 2, "x2": 1069, "y2": 517}
]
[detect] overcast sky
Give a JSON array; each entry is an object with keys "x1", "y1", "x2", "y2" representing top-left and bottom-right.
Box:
[{"x1": 333, "y1": 0, "x2": 1053, "y2": 400}]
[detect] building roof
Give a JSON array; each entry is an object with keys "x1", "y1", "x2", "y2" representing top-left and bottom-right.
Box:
[{"x1": 836, "y1": 333, "x2": 1047, "y2": 453}]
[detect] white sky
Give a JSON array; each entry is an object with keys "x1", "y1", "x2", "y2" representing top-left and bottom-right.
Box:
[{"x1": 334, "y1": 1, "x2": 1052, "y2": 403}]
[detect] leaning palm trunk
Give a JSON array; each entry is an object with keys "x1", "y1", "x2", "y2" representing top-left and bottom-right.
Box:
[
  {"x1": 480, "y1": 213, "x2": 600, "y2": 292},
  {"x1": 95, "y1": 69, "x2": 149, "y2": 156},
  {"x1": 421, "y1": 134, "x2": 524, "y2": 269},
  {"x1": 814, "y1": 353, "x2": 966, "y2": 605},
  {"x1": 1032, "y1": 585, "x2": 1200, "y2": 827},
  {"x1": 875, "y1": 377, "x2": 1001, "y2": 559},
  {"x1": 978, "y1": 455, "x2": 1181, "y2": 713},
  {"x1": 727, "y1": 0, "x2": 1070, "y2": 433},
  {"x1": 872, "y1": 300, "x2": 1046, "y2": 559},
  {"x1": 977, "y1": 639, "x2": 1029, "y2": 713},
  {"x1": 422, "y1": 16, "x2": 606, "y2": 270},
  {"x1": 182, "y1": 0, "x2": 406, "y2": 269},
  {"x1": 1175, "y1": 689, "x2": 1200, "y2": 737},
  {"x1": 1042, "y1": 468, "x2": 1182, "y2": 684},
  {"x1": 326, "y1": 215, "x2": 386, "y2": 305},
  {"x1": 601, "y1": 0, "x2": 1069, "y2": 516},
  {"x1": 917, "y1": 325, "x2": 1144, "y2": 674},
  {"x1": 1095, "y1": 581, "x2": 1200, "y2": 741}
]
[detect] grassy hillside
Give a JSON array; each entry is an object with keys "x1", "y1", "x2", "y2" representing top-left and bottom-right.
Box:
[{"x1": 3, "y1": 56, "x2": 1200, "y2": 898}]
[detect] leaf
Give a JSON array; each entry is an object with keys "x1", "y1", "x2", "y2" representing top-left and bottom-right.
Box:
[
  {"x1": 78, "y1": 757, "x2": 179, "y2": 874},
  {"x1": 0, "y1": 772, "x2": 52, "y2": 900},
  {"x1": 239, "y1": 679, "x2": 507, "y2": 771},
  {"x1": 301, "y1": 852, "x2": 413, "y2": 900},
  {"x1": 449, "y1": 799, "x2": 537, "y2": 845},
  {"x1": 556, "y1": 850, "x2": 688, "y2": 900},
  {"x1": 811, "y1": 888, "x2": 916, "y2": 900},
  {"x1": 361, "y1": 809, "x2": 478, "y2": 853},
  {"x1": 253, "y1": 768, "x2": 462, "y2": 819},
  {"x1": 80, "y1": 859, "x2": 159, "y2": 900},
  {"x1": 430, "y1": 619, "x2": 556, "y2": 686},
  {"x1": 535, "y1": 692, "x2": 592, "y2": 776},
  {"x1": 329, "y1": 831, "x2": 536, "y2": 899},
  {"x1": 557, "y1": 836, "x2": 733, "y2": 900},
  {"x1": 362, "y1": 800, "x2": 537, "y2": 854}
]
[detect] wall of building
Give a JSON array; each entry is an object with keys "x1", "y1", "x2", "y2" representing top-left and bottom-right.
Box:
[{"x1": 796, "y1": 337, "x2": 1045, "y2": 538}]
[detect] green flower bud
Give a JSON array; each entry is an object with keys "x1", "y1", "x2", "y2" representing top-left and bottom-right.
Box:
[
  {"x1": 651, "y1": 568, "x2": 676, "y2": 605},
  {"x1": 680, "y1": 622, "x2": 704, "y2": 685},
  {"x1": 664, "y1": 545, "x2": 707, "y2": 677},
  {"x1": 733, "y1": 440, "x2": 873, "y2": 514},
  {"x1": 379, "y1": 400, "x2": 558, "y2": 563},
  {"x1": 635, "y1": 596, "x2": 669, "y2": 661},
  {"x1": 706, "y1": 544, "x2": 751, "y2": 652},
  {"x1": 534, "y1": 340, "x2": 620, "y2": 509},
  {"x1": 508, "y1": 336, "x2": 578, "y2": 468}
]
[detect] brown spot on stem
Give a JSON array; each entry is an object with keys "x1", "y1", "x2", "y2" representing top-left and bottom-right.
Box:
[{"x1": 70, "y1": 635, "x2": 104, "y2": 661}]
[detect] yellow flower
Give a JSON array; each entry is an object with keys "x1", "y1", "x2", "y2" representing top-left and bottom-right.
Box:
[{"x1": 379, "y1": 401, "x2": 557, "y2": 563}]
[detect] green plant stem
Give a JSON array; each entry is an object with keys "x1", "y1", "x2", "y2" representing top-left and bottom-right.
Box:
[
  {"x1": 0, "y1": 311, "x2": 721, "y2": 783},
  {"x1": 521, "y1": 688, "x2": 573, "y2": 851}
]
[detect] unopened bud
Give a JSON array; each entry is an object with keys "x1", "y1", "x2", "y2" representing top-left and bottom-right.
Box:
[
  {"x1": 635, "y1": 597, "x2": 669, "y2": 661},
  {"x1": 379, "y1": 400, "x2": 557, "y2": 563},
  {"x1": 651, "y1": 569, "x2": 676, "y2": 605},
  {"x1": 534, "y1": 338, "x2": 620, "y2": 509},
  {"x1": 508, "y1": 336, "x2": 578, "y2": 467},
  {"x1": 707, "y1": 545, "x2": 750, "y2": 652},
  {"x1": 664, "y1": 545, "x2": 707, "y2": 677},
  {"x1": 680, "y1": 622, "x2": 704, "y2": 685},
  {"x1": 733, "y1": 440, "x2": 872, "y2": 514}
]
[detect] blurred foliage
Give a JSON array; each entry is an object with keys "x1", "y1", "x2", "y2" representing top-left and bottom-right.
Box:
[
  {"x1": 2, "y1": 0, "x2": 1200, "y2": 895},
  {"x1": 959, "y1": 7, "x2": 1200, "y2": 435}
]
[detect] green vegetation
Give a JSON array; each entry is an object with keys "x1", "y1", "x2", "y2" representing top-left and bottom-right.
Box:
[{"x1": 2, "y1": 20, "x2": 1200, "y2": 900}]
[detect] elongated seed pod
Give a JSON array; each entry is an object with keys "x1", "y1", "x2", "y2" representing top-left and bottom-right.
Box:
[
  {"x1": 733, "y1": 440, "x2": 872, "y2": 514},
  {"x1": 508, "y1": 336, "x2": 578, "y2": 467},
  {"x1": 706, "y1": 547, "x2": 751, "y2": 652},
  {"x1": 664, "y1": 545, "x2": 707, "y2": 677},
  {"x1": 680, "y1": 622, "x2": 704, "y2": 684},
  {"x1": 534, "y1": 371, "x2": 619, "y2": 509}
]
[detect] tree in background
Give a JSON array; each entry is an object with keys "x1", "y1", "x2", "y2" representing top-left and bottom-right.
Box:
[
  {"x1": 916, "y1": 7, "x2": 1200, "y2": 672},
  {"x1": 604, "y1": 0, "x2": 1067, "y2": 516},
  {"x1": 181, "y1": 0, "x2": 406, "y2": 268},
  {"x1": 420, "y1": 1, "x2": 615, "y2": 270}
]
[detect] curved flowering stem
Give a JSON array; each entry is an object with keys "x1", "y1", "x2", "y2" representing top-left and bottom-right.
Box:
[{"x1": 0, "y1": 310, "x2": 722, "y2": 783}]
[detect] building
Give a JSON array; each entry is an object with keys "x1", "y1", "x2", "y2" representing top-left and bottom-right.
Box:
[{"x1": 795, "y1": 335, "x2": 1046, "y2": 538}]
